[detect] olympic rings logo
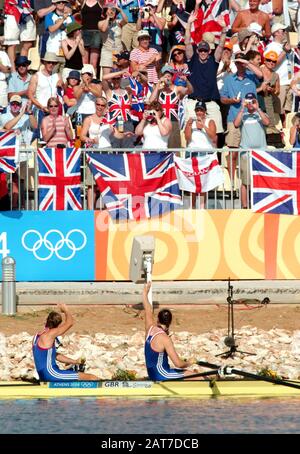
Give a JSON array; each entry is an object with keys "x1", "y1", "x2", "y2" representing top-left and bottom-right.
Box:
[{"x1": 21, "y1": 229, "x2": 87, "y2": 261}]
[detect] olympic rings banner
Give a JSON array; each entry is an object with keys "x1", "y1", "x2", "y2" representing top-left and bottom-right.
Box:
[{"x1": 1, "y1": 209, "x2": 300, "y2": 281}]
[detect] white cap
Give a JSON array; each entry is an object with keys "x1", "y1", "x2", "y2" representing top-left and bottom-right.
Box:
[
  {"x1": 271, "y1": 23, "x2": 287, "y2": 35},
  {"x1": 81, "y1": 64, "x2": 95, "y2": 77},
  {"x1": 137, "y1": 30, "x2": 151, "y2": 40},
  {"x1": 248, "y1": 22, "x2": 262, "y2": 36}
]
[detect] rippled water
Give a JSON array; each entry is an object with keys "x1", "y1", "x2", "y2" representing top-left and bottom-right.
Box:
[{"x1": 0, "y1": 397, "x2": 299, "y2": 434}]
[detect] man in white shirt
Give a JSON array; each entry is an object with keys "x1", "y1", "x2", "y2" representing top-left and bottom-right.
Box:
[
  {"x1": 0, "y1": 48, "x2": 11, "y2": 107},
  {"x1": 264, "y1": 22, "x2": 293, "y2": 125}
]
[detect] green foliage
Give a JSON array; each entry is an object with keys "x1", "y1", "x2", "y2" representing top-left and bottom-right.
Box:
[{"x1": 257, "y1": 368, "x2": 282, "y2": 380}]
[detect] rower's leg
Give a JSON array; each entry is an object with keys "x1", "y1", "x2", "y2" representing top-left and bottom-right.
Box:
[{"x1": 78, "y1": 372, "x2": 99, "y2": 380}]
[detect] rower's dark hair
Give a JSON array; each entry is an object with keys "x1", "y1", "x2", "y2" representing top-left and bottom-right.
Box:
[
  {"x1": 158, "y1": 309, "x2": 172, "y2": 328},
  {"x1": 45, "y1": 311, "x2": 62, "y2": 329}
]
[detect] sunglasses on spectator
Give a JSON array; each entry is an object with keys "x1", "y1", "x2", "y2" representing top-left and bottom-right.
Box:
[
  {"x1": 173, "y1": 52, "x2": 183, "y2": 56},
  {"x1": 198, "y1": 49, "x2": 209, "y2": 53},
  {"x1": 10, "y1": 102, "x2": 21, "y2": 106},
  {"x1": 265, "y1": 59, "x2": 276, "y2": 63},
  {"x1": 96, "y1": 103, "x2": 106, "y2": 107},
  {"x1": 49, "y1": 104, "x2": 58, "y2": 108}
]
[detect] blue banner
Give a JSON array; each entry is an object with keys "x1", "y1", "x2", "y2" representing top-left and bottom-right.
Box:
[{"x1": 0, "y1": 211, "x2": 95, "y2": 281}]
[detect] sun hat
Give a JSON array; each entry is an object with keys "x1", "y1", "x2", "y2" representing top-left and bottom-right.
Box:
[
  {"x1": 67, "y1": 70, "x2": 81, "y2": 80},
  {"x1": 238, "y1": 29, "x2": 252, "y2": 43},
  {"x1": 271, "y1": 23, "x2": 287, "y2": 35},
  {"x1": 66, "y1": 21, "x2": 82, "y2": 35},
  {"x1": 248, "y1": 22, "x2": 262, "y2": 36},
  {"x1": 81, "y1": 64, "x2": 96, "y2": 77},
  {"x1": 263, "y1": 51, "x2": 279, "y2": 62},
  {"x1": 15, "y1": 55, "x2": 31, "y2": 67},
  {"x1": 42, "y1": 52, "x2": 60, "y2": 62},
  {"x1": 161, "y1": 64, "x2": 174, "y2": 74},
  {"x1": 137, "y1": 30, "x2": 151, "y2": 40}
]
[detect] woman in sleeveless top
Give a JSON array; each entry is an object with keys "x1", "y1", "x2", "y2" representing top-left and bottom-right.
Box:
[
  {"x1": 143, "y1": 282, "x2": 198, "y2": 381},
  {"x1": 41, "y1": 97, "x2": 74, "y2": 147},
  {"x1": 135, "y1": 101, "x2": 172, "y2": 149},
  {"x1": 185, "y1": 100, "x2": 217, "y2": 152},
  {"x1": 81, "y1": 0, "x2": 103, "y2": 70},
  {"x1": 62, "y1": 22, "x2": 85, "y2": 81}
]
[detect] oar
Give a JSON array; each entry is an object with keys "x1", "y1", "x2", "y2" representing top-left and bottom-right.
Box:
[
  {"x1": 196, "y1": 360, "x2": 300, "y2": 390},
  {"x1": 171, "y1": 370, "x2": 218, "y2": 381}
]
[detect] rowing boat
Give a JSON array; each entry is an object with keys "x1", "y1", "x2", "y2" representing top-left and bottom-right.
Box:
[{"x1": 1, "y1": 379, "x2": 300, "y2": 399}]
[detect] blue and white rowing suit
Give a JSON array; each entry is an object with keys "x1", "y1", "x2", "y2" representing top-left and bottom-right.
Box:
[
  {"x1": 144, "y1": 326, "x2": 185, "y2": 381},
  {"x1": 32, "y1": 328, "x2": 79, "y2": 382}
]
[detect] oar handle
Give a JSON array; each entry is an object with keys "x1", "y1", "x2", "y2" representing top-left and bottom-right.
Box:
[{"x1": 197, "y1": 360, "x2": 219, "y2": 369}]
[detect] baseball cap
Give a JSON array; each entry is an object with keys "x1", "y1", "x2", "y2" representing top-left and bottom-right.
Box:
[
  {"x1": 224, "y1": 41, "x2": 233, "y2": 51},
  {"x1": 10, "y1": 95, "x2": 22, "y2": 104},
  {"x1": 81, "y1": 64, "x2": 96, "y2": 77},
  {"x1": 202, "y1": 32, "x2": 215, "y2": 50},
  {"x1": 137, "y1": 30, "x2": 150, "y2": 40},
  {"x1": 245, "y1": 92, "x2": 256, "y2": 101},
  {"x1": 195, "y1": 100, "x2": 207, "y2": 111},
  {"x1": 264, "y1": 51, "x2": 278, "y2": 62},
  {"x1": 271, "y1": 23, "x2": 287, "y2": 35},
  {"x1": 116, "y1": 51, "x2": 130, "y2": 60},
  {"x1": 197, "y1": 41, "x2": 210, "y2": 52}
]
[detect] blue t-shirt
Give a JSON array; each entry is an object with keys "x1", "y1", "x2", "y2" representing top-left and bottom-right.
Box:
[
  {"x1": 220, "y1": 71, "x2": 260, "y2": 122},
  {"x1": 119, "y1": 0, "x2": 140, "y2": 23},
  {"x1": 8, "y1": 72, "x2": 31, "y2": 104}
]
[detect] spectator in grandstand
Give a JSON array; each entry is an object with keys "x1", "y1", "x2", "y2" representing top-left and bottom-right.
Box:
[
  {"x1": 135, "y1": 100, "x2": 172, "y2": 149},
  {"x1": 62, "y1": 69, "x2": 80, "y2": 124},
  {"x1": 98, "y1": 5, "x2": 128, "y2": 77},
  {"x1": 102, "y1": 71, "x2": 135, "y2": 148},
  {"x1": 184, "y1": 100, "x2": 217, "y2": 150},
  {"x1": 0, "y1": 45, "x2": 11, "y2": 108},
  {"x1": 0, "y1": 95, "x2": 37, "y2": 209},
  {"x1": 166, "y1": 3, "x2": 186, "y2": 48},
  {"x1": 41, "y1": 96, "x2": 74, "y2": 147},
  {"x1": 233, "y1": 92, "x2": 269, "y2": 208},
  {"x1": 149, "y1": 64, "x2": 193, "y2": 147},
  {"x1": 220, "y1": 51, "x2": 263, "y2": 179},
  {"x1": 45, "y1": 0, "x2": 74, "y2": 58},
  {"x1": 8, "y1": 56, "x2": 31, "y2": 105},
  {"x1": 119, "y1": 0, "x2": 140, "y2": 52},
  {"x1": 264, "y1": 23, "x2": 293, "y2": 127},
  {"x1": 168, "y1": 45, "x2": 189, "y2": 76},
  {"x1": 259, "y1": 50, "x2": 281, "y2": 134},
  {"x1": 28, "y1": 52, "x2": 63, "y2": 130},
  {"x1": 232, "y1": 0, "x2": 271, "y2": 38},
  {"x1": 289, "y1": 112, "x2": 300, "y2": 148},
  {"x1": 73, "y1": 64, "x2": 102, "y2": 120},
  {"x1": 290, "y1": 67, "x2": 300, "y2": 112},
  {"x1": 136, "y1": 0, "x2": 166, "y2": 56},
  {"x1": 130, "y1": 30, "x2": 161, "y2": 84},
  {"x1": 184, "y1": 12, "x2": 227, "y2": 140},
  {"x1": 237, "y1": 28, "x2": 253, "y2": 54},
  {"x1": 81, "y1": 0, "x2": 103, "y2": 71},
  {"x1": 34, "y1": 0, "x2": 56, "y2": 60},
  {"x1": 3, "y1": 0, "x2": 36, "y2": 71},
  {"x1": 115, "y1": 50, "x2": 131, "y2": 71},
  {"x1": 61, "y1": 21, "x2": 84, "y2": 81}
]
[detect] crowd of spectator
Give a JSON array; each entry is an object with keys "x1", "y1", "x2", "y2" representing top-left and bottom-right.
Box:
[{"x1": 0, "y1": 0, "x2": 300, "y2": 210}]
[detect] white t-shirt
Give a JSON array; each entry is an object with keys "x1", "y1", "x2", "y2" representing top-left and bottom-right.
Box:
[
  {"x1": 0, "y1": 51, "x2": 12, "y2": 81},
  {"x1": 264, "y1": 41, "x2": 292, "y2": 86},
  {"x1": 217, "y1": 61, "x2": 237, "y2": 91}
]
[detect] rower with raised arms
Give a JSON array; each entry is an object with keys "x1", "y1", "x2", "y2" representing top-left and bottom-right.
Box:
[
  {"x1": 143, "y1": 281, "x2": 198, "y2": 381},
  {"x1": 32, "y1": 303, "x2": 99, "y2": 382}
]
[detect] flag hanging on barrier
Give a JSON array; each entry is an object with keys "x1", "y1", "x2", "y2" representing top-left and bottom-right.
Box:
[
  {"x1": 0, "y1": 131, "x2": 19, "y2": 174},
  {"x1": 87, "y1": 152, "x2": 182, "y2": 220},
  {"x1": 174, "y1": 153, "x2": 224, "y2": 193},
  {"x1": 38, "y1": 147, "x2": 82, "y2": 211},
  {"x1": 251, "y1": 150, "x2": 300, "y2": 215}
]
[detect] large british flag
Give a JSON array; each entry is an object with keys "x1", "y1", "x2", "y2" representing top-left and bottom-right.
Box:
[
  {"x1": 0, "y1": 131, "x2": 19, "y2": 174},
  {"x1": 38, "y1": 147, "x2": 82, "y2": 211},
  {"x1": 87, "y1": 152, "x2": 182, "y2": 220},
  {"x1": 251, "y1": 150, "x2": 300, "y2": 215}
]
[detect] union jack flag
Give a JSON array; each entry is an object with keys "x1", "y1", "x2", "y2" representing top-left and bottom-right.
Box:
[
  {"x1": 0, "y1": 131, "x2": 19, "y2": 174},
  {"x1": 87, "y1": 152, "x2": 182, "y2": 220},
  {"x1": 175, "y1": 0, "x2": 230, "y2": 44},
  {"x1": 108, "y1": 91, "x2": 131, "y2": 122},
  {"x1": 158, "y1": 91, "x2": 179, "y2": 121},
  {"x1": 129, "y1": 77, "x2": 153, "y2": 122},
  {"x1": 251, "y1": 150, "x2": 300, "y2": 215},
  {"x1": 38, "y1": 147, "x2": 82, "y2": 211}
]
